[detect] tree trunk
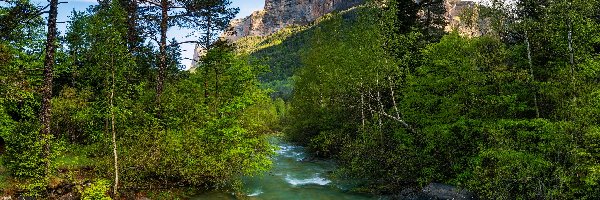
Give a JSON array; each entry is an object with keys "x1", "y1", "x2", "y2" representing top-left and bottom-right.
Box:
[
  {"x1": 40, "y1": 0, "x2": 59, "y2": 176},
  {"x1": 525, "y1": 31, "x2": 540, "y2": 118},
  {"x1": 567, "y1": 18, "x2": 576, "y2": 101},
  {"x1": 387, "y1": 76, "x2": 402, "y2": 119},
  {"x1": 360, "y1": 80, "x2": 365, "y2": 130},
  {"x1": 126, "y1": 0, "x2": 139, "y2": 52},
  {"x1": 156, "y1": 0, "x2": 168, "y2": 108},
  {"x1": 204, "y1": 13, "x2": 212, "y2": 99},
  {"x1": 375, "y1": 76, "x2": 383, "y2": 129},
  {"x1": 110, "y1": 57, "x2": 119, "y2": 198}
]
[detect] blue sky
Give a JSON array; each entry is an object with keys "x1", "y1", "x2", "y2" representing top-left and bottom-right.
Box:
[{"x1": 29, "y1": 0, "x2": 265, "y2": 68}]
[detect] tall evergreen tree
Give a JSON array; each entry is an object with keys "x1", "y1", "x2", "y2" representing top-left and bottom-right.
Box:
[
  {"x1": 40, "y1": 0, "x2": 59, "y2": 176},
  {"x1": 137, "y1": 0, "x2": 238, "y2": 108}
]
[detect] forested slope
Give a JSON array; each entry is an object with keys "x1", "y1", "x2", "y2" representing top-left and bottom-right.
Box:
[
  {"x1": 238, "y1": 0, "x2": 600, "y2": 199},
  {"x1": 232, "y1": 8, "x2": 362, "y2": 100}
]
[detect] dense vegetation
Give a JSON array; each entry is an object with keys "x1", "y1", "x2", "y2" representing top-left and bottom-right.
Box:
[
  {"x1": 239, "y1": 0, "x2": 600, "y2": 199},
  {"x1": 3, "y1": 0, "x2": 600, "y2": 199},
  {"x1": 0, "y1": 0, "x2": 279, "y2": 198}
]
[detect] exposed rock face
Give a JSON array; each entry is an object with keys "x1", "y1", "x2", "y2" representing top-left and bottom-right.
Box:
[
  {"x1": 445, "y1": 0, "x2": 481, "y2": 37},
  {"x1": 223, "y1": 0, "x2": 365, "y2": 41},
  {"x1": 223, "y1": 0, "x2": 481, "y2": 42}
]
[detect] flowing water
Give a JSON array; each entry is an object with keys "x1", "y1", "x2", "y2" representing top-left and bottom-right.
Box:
[{"x1": 193, "y1": 137, "x2": 375, "y2": 200}]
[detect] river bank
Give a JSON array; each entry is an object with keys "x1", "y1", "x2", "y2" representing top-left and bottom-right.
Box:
[{"x1": 192, "y1": 137, "x2": 374, "y2": 199}]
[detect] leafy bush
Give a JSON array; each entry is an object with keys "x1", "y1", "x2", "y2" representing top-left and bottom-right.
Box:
[
  {"x1": 81, "y1": 179, "x2": 112, "y2": 200},
  {"x1": 3, "y1": 121, "x2": 45, "y2": 179},
  {"x1": 52, "y1": 87, "x2": 103, "y2": 144}
]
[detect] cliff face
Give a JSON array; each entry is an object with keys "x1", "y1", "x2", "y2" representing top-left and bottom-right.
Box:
[
  {"x1": 445, "y1": 0, "x2": 481, "y2": 37},
  {"x1": 223, "y1": 0, "x2": 365, "y2": 41}
]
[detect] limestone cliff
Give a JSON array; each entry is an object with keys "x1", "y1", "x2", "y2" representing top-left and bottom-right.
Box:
[
  {"x1": 445, "y1": 0, "x2": 481, "y2": 37},
  {"x1": 223, "y1": 0, "x2": 365, "y2": 41},
  {"x1": 223, "y1": 0, "x2": 481, "y2": 42}
]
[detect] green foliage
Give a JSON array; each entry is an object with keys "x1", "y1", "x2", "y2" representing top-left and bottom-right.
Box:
[
  {"x1": 233, "y1": 11, "x2": 366, "y2": 100},
  {"x1": 52, "y1": 87, "x2": 103, "y2": 143},
  {"x1": 3, "y1": 121, "x2": 45, "y2": 179},
  {"x1": 53, "y1": 143, "x2": 95, "y2": 170},
  {"x1": 286, "y1": 5, "x2": 428, "y2": 192},
  {"x1": 282, "y1": 0, "x2": 600, "y2": 198},
  {"x1": 0, "y1": 4, "x2": 47, "y2": 195},
  {"x1": 469, "y1": 119, "x2": 570, "y2": 199},
  {"x1": 81, "y1": 179, "x2": 112, "y2": 200},
  {"x1": 1, "y1": 0, "x2": 275, "y2": 195},
  {"x1": 0, "y1": 0, "x2": 45, "y2": 43},
  {"x1": 109, "y1": 45, "x2": 274, "y2": 191},
  {"x1": 2, "y1": 0, "x2": 599, "y2": 198}
]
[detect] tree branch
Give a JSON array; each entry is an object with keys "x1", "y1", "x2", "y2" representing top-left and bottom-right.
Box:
[
  {"x1": 168, "y1": 40, "x2": 201, "y2": 47},
  {"x1": 138, "y1": 0, "x2": 161, "y2": 7},
  {"x1": 366, "y1": 87, "x2": 416, "y2": 134}
]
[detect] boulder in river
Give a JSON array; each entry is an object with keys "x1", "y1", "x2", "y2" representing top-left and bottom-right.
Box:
[
  {"x1": 420, "y1": 183, "x2": 477, "y2": 200},
  {"x1": 383, "y1": 183, "x2": 477, "y2": 200}
]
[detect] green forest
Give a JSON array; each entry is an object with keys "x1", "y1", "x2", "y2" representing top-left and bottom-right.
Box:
[{"x1": 1, "y1": 0, "x2": 600, "y2": 199}]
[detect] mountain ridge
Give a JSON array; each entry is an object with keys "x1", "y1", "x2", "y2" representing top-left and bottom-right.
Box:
[
  {"x1": 190, "y1": 0, "x2": 480, "y2": 68},
  {"x1": 191, "y1": 0, "x2": 365, "y2": 67},
  {"x1": 222, "y1": 0, "x2": 365, "y2": 41}
]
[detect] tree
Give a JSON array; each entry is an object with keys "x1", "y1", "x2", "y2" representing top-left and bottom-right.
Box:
[
  {"x1": 40, "y1": 0, "x2": 59, "y2": 177},
  {"x1": 194, "y1": 0, "x2": 238, "y2": 99},
  {"x1": 383, "y1": 0, "x2": 446, "y2": 40},
  {"x1": 118, "y1": 0, "x2": 142, "y2": 51},
  {"x1": 515, "y1": 0, "x2": 550, "y2": 118},
  {"x1": 0, "y1": 0, "x2": 45, "y2": 42},
  {"x1": 137, "y1": 0, "x2": 238, "y2": 107},
  {"x1": 89, "y1": 2, "x2": 134, "y2": 196}
]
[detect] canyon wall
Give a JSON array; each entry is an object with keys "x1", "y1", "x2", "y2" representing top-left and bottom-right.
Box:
[{"x1": 222, "y1": 0, "x2": 365, "y2": 41}]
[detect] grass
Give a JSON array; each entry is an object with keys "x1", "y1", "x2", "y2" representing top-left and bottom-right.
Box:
[
  {"x1": 53, "y1": 142, "x2": 96, "y2": 171},
  {"x1": 0, "y1": 147, "x2": 96, "y2": 194},
  {"x1": 54, "y1": 153, "x2": 94, "y2": 170}
]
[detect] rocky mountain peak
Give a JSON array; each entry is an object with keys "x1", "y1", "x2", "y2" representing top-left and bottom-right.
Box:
[{"x1": 222, "y1": 0, "x2": 365, "y2": 41}]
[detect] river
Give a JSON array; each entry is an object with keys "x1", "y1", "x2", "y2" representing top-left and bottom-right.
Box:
[{"x1": 192, "y1": 137, "x2": 375, "y2": 200}]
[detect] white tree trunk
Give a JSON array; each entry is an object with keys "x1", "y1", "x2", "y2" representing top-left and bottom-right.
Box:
[
  {"x1": 525, "y1": 31, "x2": 540, "y2": 118},
  {"x1": 110, "y1": 58, "x2": 119, "y2": 197}
]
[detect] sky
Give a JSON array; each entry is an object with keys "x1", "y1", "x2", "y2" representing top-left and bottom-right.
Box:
[{"x1": 29, "y1": 0, "x2": 265, "y2": 68}]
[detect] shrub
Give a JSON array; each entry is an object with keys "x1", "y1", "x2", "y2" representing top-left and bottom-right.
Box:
[{"x1": 81, "y1": 179, "x2": 112, "y2": 200}]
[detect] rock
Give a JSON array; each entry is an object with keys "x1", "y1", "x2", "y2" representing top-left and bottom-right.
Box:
[
  {"x1": 420, "y1": 183, "x2": 476, "y2": 200},
  {"x1": 223, "y1": 0, "x2": 365, "y2": 41},
  {"x1": 444, "y1": 0, "x2": 482, "y2": 37},
  {"x1": 221, "y1": 0, "x2": 482, "y2": 42},
  {"x1": 57, "y1": 193, "x2": 77, "y2": 200},
  {"x1": 1, "y1": 196, "x2": 12, "y2": 200},
  {"x1": 381, "y1": 188, "x2": 422, "y2": 200},
  {"x1": 382, "y1": 183, "x2": 477, "y2": 200}
]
